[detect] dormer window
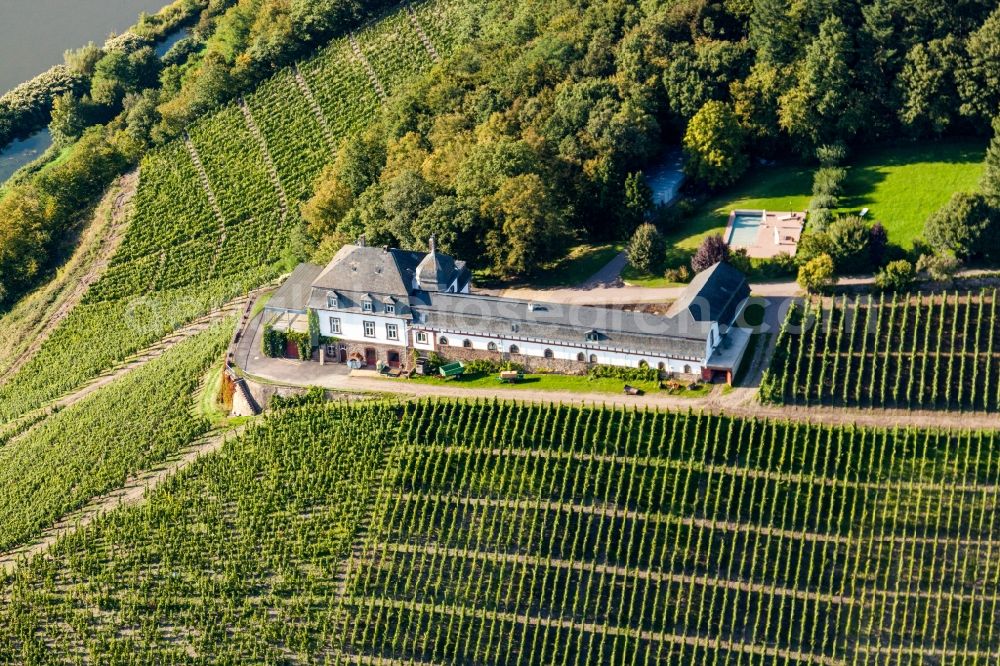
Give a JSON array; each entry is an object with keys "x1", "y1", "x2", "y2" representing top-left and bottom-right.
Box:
[
  {"x1": 327, "y1": 293, "x2": 338, "y2": 309},
  {"x1": 385, "y1": 303, "x2": 396, "y2": 315},
  {"x1": 362, "y1": 299, "x2": 373, "y2": 312},
  {"x1": 585, "y1": 330, "x2": 601, "y2": 342}
]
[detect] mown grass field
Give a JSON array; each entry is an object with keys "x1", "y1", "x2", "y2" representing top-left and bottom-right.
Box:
[
  {"x1": 659, "y1": 138, "x2": 986, "y2": 274},
  {"x1": 839, "y1": 138, "x2": 986, "y2": 248},
  {"x1": 404, "y1": 371, "x2": 713, "y2": 398},
  {"x1": 5, "y1": 400, "x2": 1000, "y2": 664}
]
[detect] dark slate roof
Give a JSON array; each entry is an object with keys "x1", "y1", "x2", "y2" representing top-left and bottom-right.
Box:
[
  {"x1": 265, "y1": 263, "x2": 323, "y2": 313},
  {"x1": 417, "y1": 251, "x2": 467, "y2": 291},
  {"x1": 411, "y1": 292, "x2": 712, "y2": 360},
  {"x1": 310, "y1": 244, "x2": 470, "y2": 297},
  {"x1": 306, "y1": 288, "x2": 413, "y2": 318},
  {"x1": 312, "y1": 245, "x2": 419, "y2": 296},
  {"x1": 668, "y1": 262, "x2": 750, "y2": 327}
]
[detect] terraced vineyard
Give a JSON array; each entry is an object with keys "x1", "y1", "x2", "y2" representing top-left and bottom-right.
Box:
[
  {"x1": 0, "y1": 278, "x2": 248, "y2": 424},
  {"x1": 0, "y1": 401, "x2": 395, "y2": 663},
  {"x1": 88, "y1": 0, "x2": 480, "y2": 305},
  {"x1": 5, "y1": 400, "x2": 1000, "y2": 663},
  {"x1": 761, "y1": 290, "x2": 1000, "y2": 412},
  {"x1": 0, "y1": 320, "x2": 231, "y2": 553},
  {"x1": 0, "y1": 0, "x2": 483, "y2": 428}
]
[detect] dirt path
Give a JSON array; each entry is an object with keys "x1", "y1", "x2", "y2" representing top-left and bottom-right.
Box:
[
  {"x1": 0, "y1": 169, "x2": 137, "y2": 385},
  {"x1": 486, "y1": 270, "x2": 1000, "y2": 305},
  {"x1": 1, "y1": 296, "x2": 249, "y2": 448},
  {"x1": 347, "y1": 597, "x2": 845, "y2": 666},
  {"x1": 380, "y1": 542, "x2": 861, "y2": 606},
  {"x1": 0, "y1": 425, "x2": 247, "y2": 574},
  {"x1": 244, "y1": 356, "x2": 1000, "y2": 431}
]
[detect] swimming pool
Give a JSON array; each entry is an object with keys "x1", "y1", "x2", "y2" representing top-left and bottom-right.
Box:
[{"x1": 727, "y1": 211, "x2": 763, "y2": 246}]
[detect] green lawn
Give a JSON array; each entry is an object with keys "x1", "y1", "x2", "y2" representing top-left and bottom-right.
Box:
[
  {"x1": 670, "y1": 164, "x2": 815, "y2": 251},
  {"x1": 664, "y1": 137, "x2": 986, "y2": 257},
  {"x1": 474, "y1": 242, "x2": 625, "y2": 289},
  {"x1": 838, "y1": 139, "x2": 986, "y2": 248},
  {"x1": 531, "y1": 242, "x2": 624, "y2": 287},
  {"x1": 403, "y1": 372, "x2": 713, "y2": 398},
  {"x1": 620, "y1": 263, "x2": 688, "y2": 288}
]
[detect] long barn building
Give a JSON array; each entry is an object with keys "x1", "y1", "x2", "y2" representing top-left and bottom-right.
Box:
[{"x1": 265, "y1": 238, "x2": 753, "y2": 383}]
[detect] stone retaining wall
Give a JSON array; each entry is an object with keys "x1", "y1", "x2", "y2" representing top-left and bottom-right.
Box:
[{"x1": 434, "y1": 346, "x2": 590, "y2": 375}]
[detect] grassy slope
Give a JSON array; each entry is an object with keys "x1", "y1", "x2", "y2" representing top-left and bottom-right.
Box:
[
  {"x1": 661, "y1": 138, "x2": 986, "y2": 265},
  {"x1": 839, "y1": 138, "x2": 986, "y2": 247},
  {"x1": 405, "y1": 371, "x2": 712, "y2": 397}
]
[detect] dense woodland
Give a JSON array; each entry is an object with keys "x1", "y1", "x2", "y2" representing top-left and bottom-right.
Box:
[
  {"x1": 0, "y1": 0, "x2": 393, "y2": 308},
  {"x1": 4, "y1": 0, "x2": 1000, "y2": 304}
]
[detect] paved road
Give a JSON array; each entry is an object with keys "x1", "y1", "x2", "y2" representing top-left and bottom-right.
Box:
[
  {"x1": 579, "y1": 250, "x2": 628, "y2": 288},
  {"x1": 240, "y1": 349, "x2": 1000, "y2": 431},
  {"x1": 483, "y1": 269, "x2": 999, "y2": 306}
]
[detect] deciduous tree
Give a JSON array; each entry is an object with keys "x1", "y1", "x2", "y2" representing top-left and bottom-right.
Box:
[
  {"x1": 683, "y1": 100, "x2": 748, "y2": 189},
  {"x1": 691, "y1": 233, "x2": 730, "y2": 273}
]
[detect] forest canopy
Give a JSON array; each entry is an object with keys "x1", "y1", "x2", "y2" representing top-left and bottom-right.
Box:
[{"x1": 302, "y1": 0, "x2": 1000, "y2": 277}]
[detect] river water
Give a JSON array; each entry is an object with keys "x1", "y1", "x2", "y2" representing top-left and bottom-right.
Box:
[
  {"x1": 646, "y1": 148, "x2": 686, "y2": 206},
  {"x1": 0, "y1": 0, "x2": 169, "y2": 96},
  {"x1": 0, "y1": 0, "x2": 169, "y2": 184}
]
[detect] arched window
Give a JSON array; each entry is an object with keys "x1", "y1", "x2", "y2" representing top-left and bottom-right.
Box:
[
  {"x1": 463, "y1": 339, "x2": 473, "y2": 348},
  {"x1": 683, "y1": 364, "x2": 692, "y2": 374},
  {"x1": 589, "y1": 354, "x2": 597, "y2": 364},
  {"x1": 638, "y1": 360, "x2": 649, "y2": 369},
  {"x1": 543, "y1": 349, "x2": 554, "y2": 359},
  {"x1": 439, "y1": 336, "x2": 449, "y2": 346},
  {"x1": 509, "y1": 345, "x2": 520, "y2": 354},
  {"x1": 576, "y1": 352, "x2": 586, "y2": 362},
  {"x1": 487, "y1": 341, "x2": 498, "y2": 351},
  {"x1": 657, "y1": 362, "x2": 666, "y2": 371}
]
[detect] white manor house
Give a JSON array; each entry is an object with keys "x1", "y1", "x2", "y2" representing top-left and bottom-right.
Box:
[{"x1": 263, "y1": 238, "x2": 753, "y2": 384}]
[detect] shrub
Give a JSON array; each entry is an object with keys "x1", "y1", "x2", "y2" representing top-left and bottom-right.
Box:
[
  {"x1": 729, "y1": 247, "x2": 752, "y2": 274},
  {"x1": 924, "y1": 191, "x2": 999, "y2": 260},
  {"x1": 812, "y1": 167, "x2": 847, "y2": 197},
  {"x1": 752, "y1": 252, "x2": 796, "y2": 279},
  {"x1": 271, "y1": 386, "x2": 326, "y2": 409},
  {"x1": 816, "y1": 142, "x2": 847, "y2": 167},
  {"x1": 462, "y1": 359, "x2": 526, "y2": 375},
  {"x1": 809, "y1": 194, "x2": 839, "y2": 211},
  {"x1": 664, "y1": 265, "x2": 692, "y2": 283},
  {"x1": 262, "y1": 325, "x2": 286, "y2": 358},
  {"x1": 795, "y1": 229, "x2": 836, "y2": 265},
  {"x1": 798, "y1": 253, "x2": 836, "y2": 293},
  {"x1": 588, "y1": 365, "x2": 660, "y2": 382},
  {"x1": 981, "y1": 115, "x2": 1000, "y2": 205},
  {"x1": 916, "y1": 252, "x2": 962, "y2": 282},
  {"x1": 807, "y1": 208, "x2": 834, "y2": 232},
  {"x1": 827, "y1": 216, "x2": 871, "y2": 273},
  {"x1": 869, "y1": 222, "x2": 889, "y2": 266},
  {"x1": 691, "y1": 234, "x2": 729, "y2": 272},
  {"x1": 875, "y1": 259, "x2": 916, "y2": 292},
  {"x1": 627, "y1": 223, "x2": 666, "y2": 273},
  {"x1": 462, "y1": 359, "x2": 501, "y2": 375}
]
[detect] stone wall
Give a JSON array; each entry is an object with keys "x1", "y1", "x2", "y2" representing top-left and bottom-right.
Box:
[
  {"x1": 433, "y1": 345, "x2": 590, "y2": 375},
  {"x1": 242, "y1": 379, "x2": 310, "y2": 412}
]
